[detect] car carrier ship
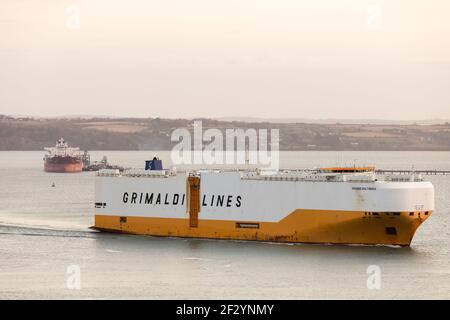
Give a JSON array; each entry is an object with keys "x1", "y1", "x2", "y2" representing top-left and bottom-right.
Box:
[
  {"x1": 93, "y1": 159, "x2": 434, "y2": 246},
  {"x1": 44, "y1": 138, "x2": 83, "y2": 173}
]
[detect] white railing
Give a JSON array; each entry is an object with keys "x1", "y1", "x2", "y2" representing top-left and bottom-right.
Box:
[{"x1": 96, "y1": 168, "x2": 423, "y2": 183}]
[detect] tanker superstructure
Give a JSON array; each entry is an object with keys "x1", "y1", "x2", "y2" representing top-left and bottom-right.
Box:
[
  {"x1": 44, "y1": 138, "x2": 83, "y2": 173},
  {"x1": 93, "y1": 160, "x2": 434, "y2": 246}
]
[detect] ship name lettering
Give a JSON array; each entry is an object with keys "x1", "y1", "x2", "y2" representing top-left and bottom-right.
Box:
[
  {"x1": 352, "y1": 187, "x2": 376, "y2": 191},
  {"x1": 201, "y1": 195, "x2": 242, "y2": 208},
  {"x1": 122, "y1": 192, "x2": 241, "y2": 208}
]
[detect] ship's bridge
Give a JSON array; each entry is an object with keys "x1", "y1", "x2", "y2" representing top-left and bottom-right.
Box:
[{"x1": 318, "y1": 166, "x2": 376, "y2": 173}]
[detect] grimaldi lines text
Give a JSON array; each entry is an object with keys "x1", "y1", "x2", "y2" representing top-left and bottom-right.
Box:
[{"x1": 122, "y1": 192, "x2": 242, "y2": 208}]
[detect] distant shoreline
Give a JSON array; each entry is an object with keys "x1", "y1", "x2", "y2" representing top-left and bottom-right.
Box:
[
  {"x1": 9, "y1": 148, "x2": 450, "y2": 152},
  {"x1": 1, "y1": 115, "x2": 450, "y2": 151}
]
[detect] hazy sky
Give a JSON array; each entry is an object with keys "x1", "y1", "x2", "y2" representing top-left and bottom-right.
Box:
[{"x1": 1, "y1": 0, "x2": 449, "y2": 119}]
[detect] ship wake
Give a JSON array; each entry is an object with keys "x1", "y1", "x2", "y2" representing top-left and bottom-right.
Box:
[{"x1": 0, "y1": 223, "x2": 98, "y2": 239}]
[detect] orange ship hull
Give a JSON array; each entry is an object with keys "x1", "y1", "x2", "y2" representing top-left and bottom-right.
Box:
[
  {"x1": 44, "y1": 162, "x2": 83, "y2": 173},
  {"x1": 94, "y1": 210, "x2": 432, "y2": 246}
]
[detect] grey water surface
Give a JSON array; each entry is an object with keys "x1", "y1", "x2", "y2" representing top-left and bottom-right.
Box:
[{"x1": 0, "y1": 151, "x2": 449, "y2": 299}]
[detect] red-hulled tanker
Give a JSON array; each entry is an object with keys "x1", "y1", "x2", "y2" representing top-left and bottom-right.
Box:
[{"x1": 44, "y1": 138, "x2": 83, "y2": 173}]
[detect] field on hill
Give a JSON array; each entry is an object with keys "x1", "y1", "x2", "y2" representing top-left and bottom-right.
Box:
[{"x1": 1, "y1": 116, "x2": 450, "y2": 151}]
